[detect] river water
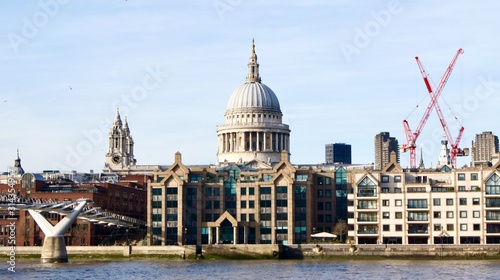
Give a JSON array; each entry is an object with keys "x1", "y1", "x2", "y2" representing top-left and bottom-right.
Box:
[{"x1": 3, "y1": 259, "x2": 500, "y2": 279}]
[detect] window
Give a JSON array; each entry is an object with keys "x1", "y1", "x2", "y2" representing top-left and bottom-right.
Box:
[
  {"x1": 240, "y1": 214, "x2": 246, "y2": 222},
  {"x1": 249, "y1": 187, "x2": 255, "y2": 195},
  {"x1": 460, "y1": 211, "x2": 467, "y2": 218},
  {"x1": 459, "y1": 198, "x2": 467, "y2": 205},
  {"x1": 325, "y1": 202, "x2": 332, "y2": 210},
  {"x1": 433, "y1": 198, "x2": 441, "y2": 206},
  {"x1": 458, "y1": 173, "x2": 465, "y2": 181},
  {"x1": 447, "y1": 211, "x2": 454, "y2": 218},
  {"x1": 473, "y1": 198, "x2": 480, "y2": 205},
  {"x1": 249, "y1": 201, "x2": 255, "y2": 208},
  {"x1": 317, "y1": 190, "x2": 323, "y2": 198},
  {"x1": 458, "y1": 186, "x2": 466, "y2": 192},
  {"x1": 214, "y1": 188, "x2": 220, "y2": 196},
  {"x1": 249, "y1": 214, "x2": 255, "y2": 221},
  {"x1": 395, "y1": 199, "x2": 402, "y2": 206},
  {"x1": 471, "y1": 173, "x2": 478, "y2": 181},
  {"x1": 382, "y1": 200, "x2": 389, "y2": 206},
  {"x1": 317, "y1": 202, "x2": 324, "y2": 210},
  {"x1": 434, "y1": 211, "x2": 441, "y2": 218},
  {"x1": 473, "y1": 211, "x2": 480, "y2": 218},
  {"x1": 296, "y1": 174, "x2": 308, "y2": 182},
  {"x1": 434, "y1": 224, "x2": 442, "y2": 231},
  {"x1": 395, "y1": 224, "x2": 402, "y2": 231},
  {"x1": 325, "y1": 190, "x2": 332, "y2": 198},
  {"x1": 213, "y1": 201, "x2": 220, "y2": 209},
  {"x1": 241, "y1": 201, "x2": 247, "y2": 208},
  {"x1": 394, "y1": 175, "x2": 402, "y2": 183},
  {"x1": 383, "y1": 212, "x2": 390, "y2": 219},
  {"x1": 241, "y1": 188, "x2": 246, "y2": 195},
  {"x1": 473, "y1": 224, "x2": 480, "y2": 231},
  {"x1": 205, "y1": 187, "x2": 212, "y2": 196},
  {"x1": 395, "y1": 212, "x2": 402, "y2": 219},
  {"x1": 447, "y1": 224, "x2": 454, "y2": 231},
  {"x1": 460, "y1": 224, "x2": 467, "y2": 231},
  {"x1": 317, "y1": 215, "x2": 324, "y2": 223},
  {"x1": 446, "y1": 199, "x2": 453, "y2": 206},
  {"x1": 383, "y1": 225, "x2": 390, "y2": 231},
  {"x1": 381, "y1": 175, "x2": 389, "y2": 183},
  {"x1": 408, "y1": 199, "x2": 427, "y2": 208}
]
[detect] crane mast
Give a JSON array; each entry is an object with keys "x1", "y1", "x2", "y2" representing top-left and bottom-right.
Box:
[{"x1": 402, "y1": 48, "x2": 464, "y2": 169}]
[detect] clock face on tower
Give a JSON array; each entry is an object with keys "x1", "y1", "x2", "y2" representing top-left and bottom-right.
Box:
[{"x1": 112, "y1": 154, "x2": 122, "y2": 164}]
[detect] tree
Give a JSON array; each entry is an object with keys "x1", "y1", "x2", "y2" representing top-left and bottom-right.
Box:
[{"x1": 333, "y1": 219, "x2": 348, "y2": 242}]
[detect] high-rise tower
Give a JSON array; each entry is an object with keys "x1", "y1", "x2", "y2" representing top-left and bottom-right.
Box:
[
  {"x1": 374, "y1": 132, "x2": 399, "y2": 170},
  {"x1": 471, "y1": 131, "x2": 499, "y2": 166}
]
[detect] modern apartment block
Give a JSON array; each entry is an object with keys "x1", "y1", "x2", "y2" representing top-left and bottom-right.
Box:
[
  {"x1": 146, "y1": 151, "x2": 350, "y2": 245},
  {"x1": 374, "y1": 132, "x2": 399, "y2": 170},
  {"x1": 348, "y1": 157, "x2": 500, "y2": 245},
  {"x1": 325, "y1": 143, "x2": 352, "y2": 164},
  {"x1": 471, "y1": 131, "x2": 499, "y2": 166}
]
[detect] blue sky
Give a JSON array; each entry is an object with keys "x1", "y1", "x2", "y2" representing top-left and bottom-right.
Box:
[{"x1": 1, "y1": 1, "x2": 500, "y2": 173}]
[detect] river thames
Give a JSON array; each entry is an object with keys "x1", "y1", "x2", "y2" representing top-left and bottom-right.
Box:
[{"x1": 3, "y1": 259, "x2": 500, "y2": 279}]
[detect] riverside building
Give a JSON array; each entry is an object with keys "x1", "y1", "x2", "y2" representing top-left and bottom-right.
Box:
[{"x1": 348, "y1": 152, "x2": 500, "y2": 245}]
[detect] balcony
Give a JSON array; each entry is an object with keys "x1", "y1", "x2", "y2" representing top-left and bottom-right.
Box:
[
  {"x1": 357, "y1": 191, "x2": 377, "y2": 198},
  {"x1": 357, "y1": 229, "x2": 378, "y2": 235},
  {"x1": 408, "y1": 229, "x2": 429, "y2": 234},
  {"x1": 357, "y1": 217, "x2": 378, "y2": 223}
]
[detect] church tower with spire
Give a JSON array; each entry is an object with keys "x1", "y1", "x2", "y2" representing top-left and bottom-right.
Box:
[{"x1": 104, "y1": 108, "x2": 136, "y2": 171}]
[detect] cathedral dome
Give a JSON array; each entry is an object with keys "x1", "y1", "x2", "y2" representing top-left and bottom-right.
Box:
[{"x1": 226, "y1": 82, "x2": 281, "y2": 113}]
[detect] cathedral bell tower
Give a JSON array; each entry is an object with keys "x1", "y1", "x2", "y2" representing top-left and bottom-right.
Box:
[{"x1": 104, "y1": 108, "x2": 136, "y2": 170}]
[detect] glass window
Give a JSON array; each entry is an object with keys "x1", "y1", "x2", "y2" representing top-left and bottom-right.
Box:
[
  {"x1": 317, "y1": 202, "x2": 324, "y2": 210},
  {"x1": 249, "y1": 187, "x2": 255, "y2": 195},
  {"x1": 240, "y1": 214, "x2": 246, "y2": 222},
  {"x1": 433, "y1": 198, "x2": 441, "y2": 206},
  {"x1": 447, "y1": 224, "x2": 454, "y2": 231},
  {"x1": 473, "y1": 211, "x2": 480, "y2": 218},
  {"x1": 394, "y1": 175, "x2": 402, "y2": 183},
  {"x1": 383, "y1": 225, "x2": 390, "y2": 231},
  {"x1": 241, "y1": 201, "x2": 247, "y2": 208},
  {"x1": 381, "y1": 175, "x2": 389, "y2": 183},
  {"x1": 434, "y1": 211, "x2": 441, "y2": 218},
  {"x1": 458, "y1": 173, "x2": 465, "y2": 181},
  {"x1": 473, "y1": 224, "x2": 480, "y2": 231},
  {"x1": 241, "y1": 188, "x2": 246, "y2": 195},
  {"x1": 214, "y1": 188, "x2": 220, "y2": 196},
  {"x1": 325, "y1": 190, "x2": 332, "y2": 198},
  {"x1": 205, "y1": 187, "x2": 212, "y2": 196},
  {"x1": 395, "y1": 212, "x2": 402, "y2": 219},
  {"x1": 383, "y1": 212, "x2": 390, "y2": 219},
  {"x1": 213, "y1": 201, "x2": 220, "y2": 209},
  {"x1": 473, "y1": 198, "x2": 480, "y2": 205},
  {"x1": 460, "y1": 224, "x2": 467, "y2": 231},
  {"x1": 446, "y1": 199, "x2": 453, "y2": 206},
  {"x1": 434, "y1": 224, "x2": 442, "y2": 231},
  {"x1": 395, "y1": 199, "x2": 402, "y2": 206},
  {"x1": 395, "y1": 224, "x2": 402, "y2": 231},
  {"x1": 325, "y1": 202, "x2": 332, "y2": 210},
  {"x1": 460, "y1": 211, "x2": 467, "y2": 218},
  {"x1": 447, "y1": 211, "x2": 453, "y2": 218},
  {"x1": 249, "y1": 201, "x2": 255, "y2": 208},
  {"x1": 471, "y1": 173, "x2": 478, "y2": 181},
  {"x1": 317, "y1": 190, "x2": 323, "y2": 198},
  {"x1": 459, "y1": 198, "x2": 467, "y2": 205},
  {"x1": 383, "y1": 200, "x2": 389, "y2": 206}
]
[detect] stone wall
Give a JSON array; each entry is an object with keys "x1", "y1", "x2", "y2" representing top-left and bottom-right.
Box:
[{"x1": 3, "y1": 244, "x2": 500, "y2": 259}]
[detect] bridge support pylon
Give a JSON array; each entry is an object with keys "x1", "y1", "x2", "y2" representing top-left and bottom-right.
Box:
[{"x1": 28, "y1": 199, "x2": 89, "y2": 263}]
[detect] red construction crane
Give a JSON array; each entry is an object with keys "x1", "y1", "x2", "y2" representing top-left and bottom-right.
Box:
[{"x1": 401, "y1": 48, "x2": 464, "y2": 168}]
